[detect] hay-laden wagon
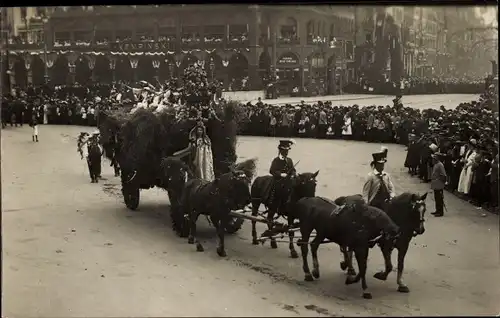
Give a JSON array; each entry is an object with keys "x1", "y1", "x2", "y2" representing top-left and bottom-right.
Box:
[{"x1": 97, "y1": 65, "x2": 246, "y2": 235}]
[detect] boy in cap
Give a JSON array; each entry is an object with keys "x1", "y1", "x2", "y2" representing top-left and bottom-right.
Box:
[
  {"x1": 430, "y1": 152, "x2": 447, "y2": 217},
  {"x1": 363, "y1": 151, "x2": 396, "y2": 210},
  {"x1": 268, "y1": 139, "x2": 297, "y2": 207}
]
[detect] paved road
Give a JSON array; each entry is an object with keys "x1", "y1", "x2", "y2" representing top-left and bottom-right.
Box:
[
  {"x1": 249, "y1": 93, "x2": 480, "y2": 110},
  {"x1": 3, "y1": 121, "x2": 498, "y2": 316}
]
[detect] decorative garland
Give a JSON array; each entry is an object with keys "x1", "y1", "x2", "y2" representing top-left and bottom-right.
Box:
[{"x1": 9, "y1": 47, "x2": 251, "y2": 56}]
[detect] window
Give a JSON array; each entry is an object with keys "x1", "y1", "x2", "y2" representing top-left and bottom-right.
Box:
[
  {"x1": 20, "y1": 7, "x2": 27, "y2": 21},
  {"x1": 280, "y1": 17, "x2": 297, "y2": 39}
]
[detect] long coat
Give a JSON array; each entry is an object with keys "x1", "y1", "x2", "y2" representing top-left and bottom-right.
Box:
[{"x1": 457, "y1": 150, "x2": 477, "y2": 194}]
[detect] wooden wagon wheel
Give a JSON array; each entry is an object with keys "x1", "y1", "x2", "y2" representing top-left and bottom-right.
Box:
[{"x1": 122, "y1": 184, "x2": 140, "y2": 210}]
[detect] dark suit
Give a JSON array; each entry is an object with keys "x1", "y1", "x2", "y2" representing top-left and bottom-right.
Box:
[
  {"x1": 431, "y1": 160, "x2": 447, "y2": 214},
  {"x1": 268, "y1": 155, "x2": 296, "y2": 206}
]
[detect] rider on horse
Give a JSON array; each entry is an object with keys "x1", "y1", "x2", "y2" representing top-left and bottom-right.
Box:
[
  {"x1": 268, "y1": 139, "x2": 297, "y2": 209},
  {"x1": 362, "y1": 151, "x2": 396, "y2": 211}
]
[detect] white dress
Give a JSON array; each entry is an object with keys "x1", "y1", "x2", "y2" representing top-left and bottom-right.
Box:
[
  {"x1": 342, "y1": 116, "x2": 352, "y2": 136},
  {"x1": 193, "y1": 138, "x2": 215, "y2": 182},
  {"x1": 457, "y1": 150, "x2": 477, "y2": 194},
  {"x1": 43, "y1": 105, "x2": 48, "y2": 124}
]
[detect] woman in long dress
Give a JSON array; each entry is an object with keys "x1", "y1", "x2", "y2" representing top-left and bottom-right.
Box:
[
  {"x1": 342, "y1": 112, "x2": 353, "y2": 139},
  {"x1": 174, "y1": 120, "x2": 215, "y2": 182},
  {"x1": 457, "y1": 142, "x2": 478, "y2": 194}
]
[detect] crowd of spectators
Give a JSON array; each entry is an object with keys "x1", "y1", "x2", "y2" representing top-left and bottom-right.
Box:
[
  {"x1": 346, "y1": 75, "x2": 486, "y2": 95},
  {"x1": 2, "y1": 76, "x2": 498, "y2": 211}
]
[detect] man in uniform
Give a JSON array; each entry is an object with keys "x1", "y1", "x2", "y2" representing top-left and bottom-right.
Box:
[
  {"x1": 363, "y1": 151, "x2": 396, "y2": 210},
  {"x1": 268, "y1": 139, "x2": 297, "y2": 209},
  {"x1": 430, "y1": 152, "x2": 447, "y2": 217}
]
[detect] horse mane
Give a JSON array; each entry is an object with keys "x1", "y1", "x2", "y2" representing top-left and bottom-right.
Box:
[
  {"x1": 388, "y1": 192, "x2": 417, "y2": 214},
  {"x1": 392, "y1": 192, "x2": 415, "y2": 205}
]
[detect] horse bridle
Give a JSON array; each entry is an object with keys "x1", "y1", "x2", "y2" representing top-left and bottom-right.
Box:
[{"x1": 411, "y1": 199, "x2": 426, "y2": 236}]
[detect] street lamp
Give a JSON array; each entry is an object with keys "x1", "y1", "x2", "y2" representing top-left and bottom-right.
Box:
[{"x1": 42, "y1": 17, "x2": 49, "y2": 84}]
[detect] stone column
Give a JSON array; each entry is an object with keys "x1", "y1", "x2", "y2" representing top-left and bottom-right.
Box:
[
  {"x1": 222, "y1": 56, "x2": 230, "y2": 89},
  {"x1": 41, "y1": 52, "x2": 56, "y2": 84},
  {"x1": 109, "y1": 56, "x2": 117, "y2": 82},
  {"x1": 68, "y1": 63, "x2": 76, "y2": 84},
  {"x1": 130, "y1": 57, "x2": 139, "y2": 82},
  {"x1": 87, "y1": 54, "x2": 96, "y2": 82},
  {"x1": 168, "y1": 62, "x2": 175, "y2": 79},
  {"x1": 24, "y1": 54, "x2": 33, "y2": 85},
  {"x1": 270, "y1": 21, "x2": 277, "y2": 78},
  {"x1": 152, "y1": 59, "x2": 160, "y2": 83},
  {"x1": 67, "y1": 52, "x2": 79, "y2": 85},
  {"x1": 174, "y1": 54, "x2": 183, "y2": 81},
  {"x1": 247, "y1": 8, "x2": 260, "y2": 90},
  {"x1": 8, "y1": 56, "x2": 16, "y2": 88}
]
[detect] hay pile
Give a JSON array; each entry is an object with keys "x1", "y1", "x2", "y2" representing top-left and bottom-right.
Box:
[
  {"x1": 119, "y1": 108, "x2": 168, "y2": 172},
  {"x1": 99, "y1": 64, "x2": 245, "y2": 183}
]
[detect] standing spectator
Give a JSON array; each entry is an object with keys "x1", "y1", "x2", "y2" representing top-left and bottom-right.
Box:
[
  {"x1": 457, "y1": 139, "x2": 478, "y2": 195},
  {"x1": 318, "y1": 107, "x2": 327, "y2": 138},
  {"x1": 30, "y1": 113, "x2": 39, "y2": 142},
  {"x1": 430, "y1": 152, "x2": 447, "y2": 217}
]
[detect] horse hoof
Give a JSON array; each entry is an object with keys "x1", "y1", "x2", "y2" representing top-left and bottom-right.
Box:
[
  {"x1": 304, "y1": 274, "x2": 314, "y2": 282},
  {"x1": 340, "y1": 261, "x2": 348, "y2": 271},
  {"x1": 188, "y1": 237, "x2": 195, "y2": 244},
  {"x1": 252, "y1": 239, "x2": 259, "y2": 245},
  {"x1": 290, "y1": 250, "x2": 299, "y2": 259},
  {"x1": 217, "y1": 248, "x2": 227, "y2": 257},
  {"x1": 347, "y1": 268, "x2": 357, "y2": 276},
  {"x1": 312, "y1": 269, "x2": 320, "y2": 279},
  {"x1": 196, "y1": 243, "x2": 204, "y2": 252},
  {"x1": 398, "y1": 285, "x2": 410, "y2": 293},
  {"x1": 345, "y1": 276, "x2": 357, "y2": 285},
  {"x1": 373, "y1": 271, "x2": 387, "y2": 281},
  {"x1": 270, "y1": 241, "x2": 278, "y2": 249},
  {"x1": 362, "y1": 292, "x2": 373, "y2": 299}
]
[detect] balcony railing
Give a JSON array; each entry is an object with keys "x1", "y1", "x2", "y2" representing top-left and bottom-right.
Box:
[
  {"x1": 307, "y1": 35, "x2": 329, "y2": 46},
  {"x1": 180, "y1": 38, "x2": 202, "y2": 49},
  {"x1": 7, "y1": 42, "x2": 44, "y2": 50},
  {"x1": 203, "y1": 37, "x2": 225, "y2": 49},
  {"x1": 277, "y1": 36, "x2": 300, "y2": 45},
  {"x1": 226, "y1": 37, "x2": 249, "y2": 49}
]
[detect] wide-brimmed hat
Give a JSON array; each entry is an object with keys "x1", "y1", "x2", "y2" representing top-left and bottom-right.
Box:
[
  {"x1": 431, "y1": 152, "x2": 446, "y2": 159},
  {"x1": 278, "y1": 139, "x2": 295, "y2": 150},
  {"x1": 371, "y1": 152, "x2": 387, "y2": 164},
  {"x1": 429, "y1": 143, "x2": 439, "y2": 152}
]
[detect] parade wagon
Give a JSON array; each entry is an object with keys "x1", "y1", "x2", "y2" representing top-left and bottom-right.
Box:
[{"x1": 97, "y1": 64, "x2": 246, "y2": 235}]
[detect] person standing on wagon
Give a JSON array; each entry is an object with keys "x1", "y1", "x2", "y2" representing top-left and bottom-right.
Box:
[
  {"x1": 363, "y1": 151, "x2": 396, "y2": 210},
  {"x1": 29, "y1": 113, "x2": 39, "y2": 142}
]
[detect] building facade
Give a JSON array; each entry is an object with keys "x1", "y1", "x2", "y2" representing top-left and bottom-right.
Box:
[{"x1": 7, "y1": 5, "x2": 361, "y2": 95}]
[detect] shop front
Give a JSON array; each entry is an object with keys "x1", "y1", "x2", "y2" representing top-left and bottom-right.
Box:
[
  {"x1": 275, "y1": 52, "x2": 302, "y2": 96},
  {"x1": 307, "y1": 53, "x2": 327, "y2": 96}
]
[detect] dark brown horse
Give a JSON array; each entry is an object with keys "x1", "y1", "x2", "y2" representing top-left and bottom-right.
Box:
[
  {"x1": 371, "y1": 192, "x2": 427, "y2": 293},
  {"x1": 180, "y1": 170, "x2": 251, "y2": 257},
  {"x1": 295, "y1": 195, "x2": 400, "y2": 299},
  {"x1": 250, "y1": 171, "x2": 319, "y2": 258},
  {"x1": 336, "y1": 192, "x2": 428, "y2": 296},
  {"x1": 160, "y1": 156, "x2": 193, "y2": 236}
]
